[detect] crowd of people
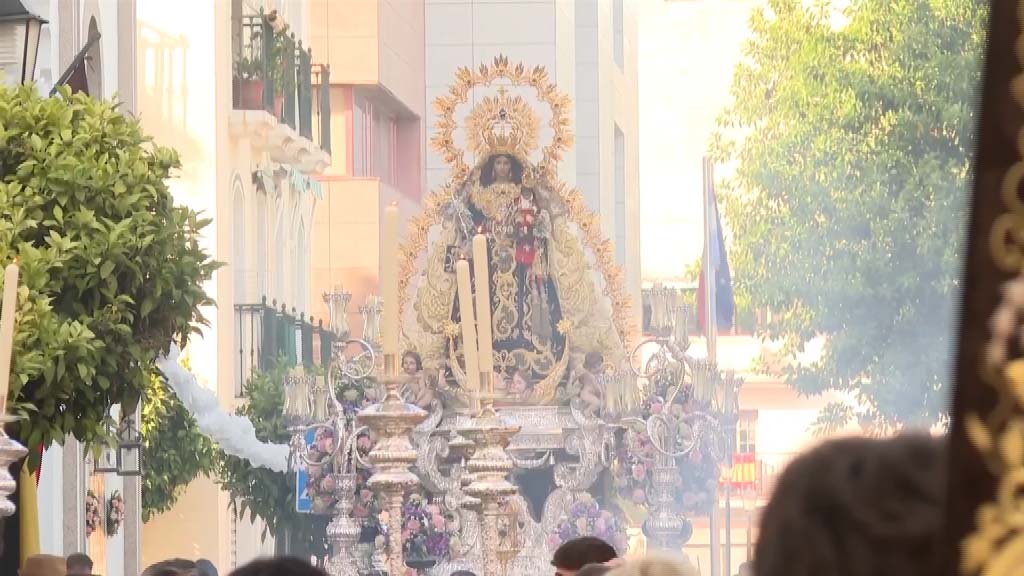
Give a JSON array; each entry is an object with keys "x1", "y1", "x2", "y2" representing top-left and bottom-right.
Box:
[{"x1": 18, "y1": 433, "x2": 943, "y2": 576}]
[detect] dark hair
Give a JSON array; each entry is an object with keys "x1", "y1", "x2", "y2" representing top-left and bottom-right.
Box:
[
  {"x1": 449, "y1": 571, "x2": 478, "y2": 576},
  {"x1": 479, "y1": 154, "x2": 524, "y2": 187},
  {"x1": 196, "y1": 559, "x2": 219, "y2": 576},
  {"x1": 229, "y1": 557, "x2": 327, "y2": 576},
  {"x1": 576, "y1": 563, "x2": 613, "y2": 576},
  {"x1": 755, "y1": 435, "x2": 945, "y2": 576},
  {"x1": 584, "y1": 351, "x2": 604, "y2": 370},
  {"x1": 66, "y1": 553, "x2": 94, "y2": 572},
  {"x1": 402, "y1": 350, "x2": 423, "y2": 372},
  {"x1": 142, "y1": 559, "x2": 197, "y2": 576},
  {"x1": 551, "y1": 536, "x2": 618, "y2": 571}
]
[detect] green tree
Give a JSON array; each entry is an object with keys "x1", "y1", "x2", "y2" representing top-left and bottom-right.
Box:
[
  {"x1": 215, "y1": 361, "x2": 329, "y2": 557},
  {"x1": 709, "y1": 0, "x2": 986, "y2": 432},
  {"x1": 0, "y1": 85, "x2": 218, "y2": 459},
  {"x1": 141, "y1": 371, "x2": 216, "y2": 522}
]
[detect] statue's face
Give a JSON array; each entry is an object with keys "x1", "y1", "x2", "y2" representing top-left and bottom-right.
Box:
[
  {"x1": 493, "y1": 155, "x2": 513, "y2": 181},
  {"x1": 402, "y1": 354, "x2": 420, "y2": 375}
]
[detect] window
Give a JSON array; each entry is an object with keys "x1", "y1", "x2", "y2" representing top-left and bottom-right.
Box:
[
  {"x1": 255, "y1": 187, "x2": 268, "y2": 298},
  {"x1": 353, "y1": 95, "x2": 370, "y2": 177},
  {"x1": 614, "y1": 125, "x2": 626, "y2": 265},
  {"x1": 375, "y1": 110, "x2": 396, "y2": 185},
  {"x1": 232, "y1": 177, "x2": 246, "y2": 302},
  {"x1": 613, "y1": 0, "x2": 624, "y2": 69},
  {"x1": 737, "y1": 411, "x2": 758, "y2": 454},
  {"x1": 296, "y1": 220, "x2": 308, "y2": 315}
]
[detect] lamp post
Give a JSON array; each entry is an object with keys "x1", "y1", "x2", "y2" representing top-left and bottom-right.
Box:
[
  {"x1": 116, "y1": 417, "x2": 142, "y2": 477},
  {"x1": 0, "y1": 0, "x2": 47, "y2": 86}
]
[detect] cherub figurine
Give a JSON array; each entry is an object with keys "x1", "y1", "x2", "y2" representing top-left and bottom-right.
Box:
[
  {"x1": 577, "y1": 351, "x2": 606, "y2": 416},
  {"x1": 401, "y1": 350, "x2": 436, "y2": 409}
]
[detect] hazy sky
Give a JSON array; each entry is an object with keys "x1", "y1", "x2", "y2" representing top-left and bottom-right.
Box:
[{"x1": 637, "y1": 0, "x2": 761, "y2": 282}]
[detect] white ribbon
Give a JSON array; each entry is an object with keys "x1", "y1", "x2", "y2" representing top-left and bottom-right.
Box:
[{"x1": 155, "y1": 345, "x2": 290, "y2": 472}]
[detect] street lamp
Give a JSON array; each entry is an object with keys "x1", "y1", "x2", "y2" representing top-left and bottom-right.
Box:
[
  {"x1": 0, "y1": 0, "x2": 47, "y2": 86},
  {"x1": 116, "y1": 419, "x2": 142, "y2": 477}
]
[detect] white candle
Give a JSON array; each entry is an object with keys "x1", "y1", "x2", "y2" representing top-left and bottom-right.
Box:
[
  {"x1": 455, "y1": 259, "x2": 481, "y2": 410},
  {"x1": 381, "y1": 202, "x2": 400, "y2": 357},
  {"x1": 472, "y1": 234, "x2": 494, "y2": 377},
  {"x1": 0, "y1": 262, "x2": 19, "y2": 416}
]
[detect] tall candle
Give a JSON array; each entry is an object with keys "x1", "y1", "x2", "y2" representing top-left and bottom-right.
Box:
[
  {"x1": 455, "y1": 259, "x2": 481, "y2": 410},
  {"x1": 0, "y1": 262, "x2": 19, "y2": 415},
  {"x1": 381, "y1": 202, "x2": 400, "y2": 358},
  {"x1": 472, "y1": 234, "x2": 494, "y2": 377}
]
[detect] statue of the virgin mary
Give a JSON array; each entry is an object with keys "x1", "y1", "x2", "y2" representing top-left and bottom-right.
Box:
[{"x1": 400, "y1": 57, "x2": 634, "y2": 409}]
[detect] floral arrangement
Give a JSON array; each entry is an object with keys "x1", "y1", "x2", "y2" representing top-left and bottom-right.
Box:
[
  {"x1": 611, "y1": 383, "x2": 724, "y2": 517},
  {"x1": 85, "y1": 490, "x2": 102, "y2": 537},
  {"x1": 304, "y1": 427, "x2": 339, "y2": 514},
  {"x1": 107, "y1": 490, "x2": 125, "y2": 536},
  {"x1": 397, "y1": 492, "x2": 453, "y2": 561},
  {"x1": 547, "y1": 494, "x2": 628, "y2": 554}
]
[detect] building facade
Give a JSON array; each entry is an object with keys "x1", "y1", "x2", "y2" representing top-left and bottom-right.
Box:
[
  {"x1": 424, "y1": 0, "x2": 642, "y2": 330},
  {"x1": 135, "y1": 0, "x2": 330, "y2": 569},
  {"x1": 307, "y1": 0, "x2": 426, "y2": 336}
]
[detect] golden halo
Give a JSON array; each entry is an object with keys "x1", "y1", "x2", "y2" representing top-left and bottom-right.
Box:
[
  {"x1": 464, "y1": 89, "x2": 540, "y2": 162},
  {"x1": 430, "y1": 55, "x2": 574, "y2": 182}
]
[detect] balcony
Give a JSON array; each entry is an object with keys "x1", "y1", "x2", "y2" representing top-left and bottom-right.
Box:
[
  {"x1": 233, "y1": 297, "x2": 338, "y2": 397},
  {"x1": 231, "y1": 10, "x2": 332, "y2": 174}
]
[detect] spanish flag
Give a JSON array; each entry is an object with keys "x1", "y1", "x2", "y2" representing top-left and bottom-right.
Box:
[{"x1": 18, "y1": 461, "x2": 39, "y2": 567}]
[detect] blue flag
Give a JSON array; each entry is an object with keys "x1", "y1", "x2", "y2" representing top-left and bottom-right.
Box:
[{"x1": 697, "y1": 178, "x2": 735, "y2": 332}]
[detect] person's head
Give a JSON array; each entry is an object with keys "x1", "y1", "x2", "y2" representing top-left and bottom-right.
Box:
[
  {"x1": 20, "y1": 555, "x2": 66, "y2": 576},
  {"x1": 228, "y1": 557, "x2": 326, "y2": 576},
  {"x1": 755, "y1": 434, "x2": 945, "y2": 576},
  {"x1": 737, "y1": 561, "x2": 752, "y2": 576},
  {"x1": 606, "y1": 557, "x2": 697, "y2": 576},
  {"x1": 551, "y1": 536, "x2": 618, "y2": 576},
  {"x1": 65, "y1": 553, "x2": 93, "y2": 576},
  {"x1": 402, "y1": 350, "x2": 423, "y2": 375},
  {"x1": 576, "y1": 564, "x2": 613, "y2": 576},
  {"x1": 141, "y1": 558, "x2": 197, "y2": 576},
  {"x1": 449, "y1": 571, "x2": 478, "y2": 576},
  {"x1": 481, "y1": 154, "x2": 523, "y2": 186},
  {"x1": 196, "y1": 559, "x2": 218, "y2": 576}
]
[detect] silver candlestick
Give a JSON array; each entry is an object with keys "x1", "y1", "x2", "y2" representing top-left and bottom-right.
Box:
[{"x1": 0, "y1": 417, "x2": 27, "y2": 517}]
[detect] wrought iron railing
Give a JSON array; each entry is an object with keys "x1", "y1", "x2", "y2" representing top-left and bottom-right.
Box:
[
  {"x1": 233, "y1": 296, "x2": 336, "y2": 397},
  {"x1": 232, "y1": 9, "x2": 331, "y2": 154}
]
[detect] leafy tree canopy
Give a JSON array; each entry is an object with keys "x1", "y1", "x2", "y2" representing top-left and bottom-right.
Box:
[
  {"x1": 0, "y1": 85, "x2": 217, "y2": 458},
  {"x1": 710, "y1": 0, "x2": 987, "y2": 432},
  {"x1": 141, "y1": 370, "x2": 216, "y2": 522}
]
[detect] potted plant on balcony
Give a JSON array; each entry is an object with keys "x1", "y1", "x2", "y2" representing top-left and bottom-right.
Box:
[
  {"x1": 234, "y1": 52, "x2": 264, "y2": 111},
  {"x1": 267, "y1": 27, "x2": 295, "y2": 120}
]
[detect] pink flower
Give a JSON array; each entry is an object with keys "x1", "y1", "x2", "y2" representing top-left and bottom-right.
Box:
[
  {"x1": 427, "y1": 504, "x2": 442, "y2": 516},
  {"x1": 358, "y1": 436, "x2": 373, "y2": 450},
  {"x1": 352, "y1": 504, "x2": 369, "y2": 518},
  {"x1": 595, "y1": 517, "x2": 607, "y2": 532},
  {"x1": 651, "y1": 402, "x2": 664, "y2": 414},
  {"x1": 407, "y1": 518, "x2": 421, "y2": 532},
  {"x1": 547, "y1": 534, "x2": 561, "y2": 550},
  {"x1": 360, "y1": 489, "x2": 374, "y2": 502},
  {"x1": 431, "y1": 514, "x2": 446, "y2": 531},
  {"x1": 402, "y1": 529, "x2": 413, "y2": 541},
  {"x1": 575, "y1": 517, "x2": 590, "y2": 535}
]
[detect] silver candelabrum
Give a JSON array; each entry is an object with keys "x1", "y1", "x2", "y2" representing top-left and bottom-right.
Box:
[
  {"x1": 360, "y1": 296, "x2": 383, "y2": 349},
  {"x1": 324, "y1": 287, "x2": 353, "y2": 339},
  {"x1": 357, "y1": 354, "x2": 426, "y2": 576},
  {"x1": 287, "y1": 339, "x2": 378, "y2": 576},
  {"x1": 0, "y1": 416, "x2": 27, "y2": 517}
]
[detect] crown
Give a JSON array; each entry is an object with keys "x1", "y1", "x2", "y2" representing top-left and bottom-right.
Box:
[{"x1": 465, "y1": 87, "x2": 539, "y2": 161}]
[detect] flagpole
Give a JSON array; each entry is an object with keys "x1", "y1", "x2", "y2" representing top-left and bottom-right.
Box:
[{"x1": 703, "y1": 156, "x2": 721, "y2": 576}]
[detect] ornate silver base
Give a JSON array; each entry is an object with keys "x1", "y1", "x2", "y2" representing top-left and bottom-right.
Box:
[{"x1": 0, "y1": 421, "x2": 27, "y2": 518}]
